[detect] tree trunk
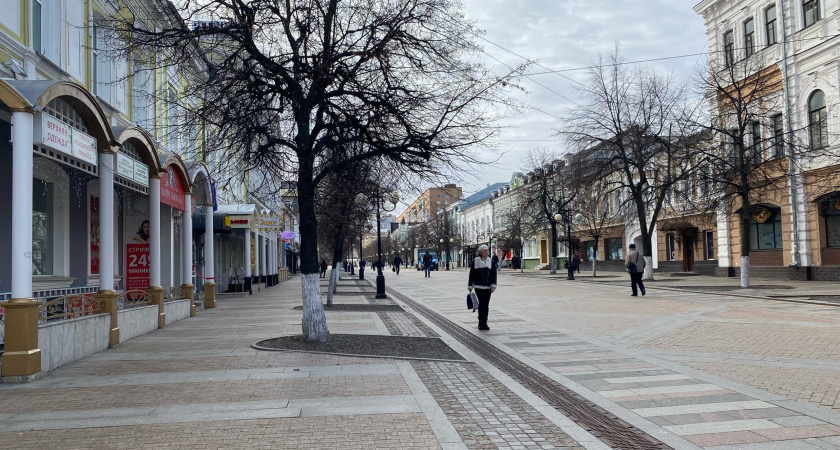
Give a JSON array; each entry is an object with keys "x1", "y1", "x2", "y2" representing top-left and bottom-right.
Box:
[
  {"x1": 642, "y1": 233, "x2": 654, "y2": 281},
  {"x1": 592, "y1": 240, "x2": 599, "y2": 277},
  {"x1": 740, "y1": 208, "x2": 751, "y2": 288},
  {"x1": 550, "y1": 222, "x2": 558, "y2": 274},
  {"x1": 298, "y1": 159, "x2": 330, "y2": 342}
]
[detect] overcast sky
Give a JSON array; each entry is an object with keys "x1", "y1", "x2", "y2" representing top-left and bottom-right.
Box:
[{"x1": 439, "y1": 0, "x2": 708, "y2": 201}]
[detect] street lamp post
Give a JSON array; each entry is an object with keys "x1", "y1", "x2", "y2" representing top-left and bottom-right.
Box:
[
  {"x1": 554, "y1": 210, "x2": 584, "y2": 280},
  {"x1": 373, "y1": 193, "x2": 398, "y2": 299}
]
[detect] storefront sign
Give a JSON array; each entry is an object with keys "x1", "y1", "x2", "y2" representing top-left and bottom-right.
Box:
[
  {"x1": 125, "y1": 243, "x2": 150, "y2": 290},
  {"x1": 90, "y1": 196, "x2": 100, "y2": 274},
  {"x1": 35, "y1": 112, "x2": 72, "y2": 155},
  {"x1": 751, "y1": 208, "x2": 772, "y2": 224},
  {"x1": 161, "y1": 166, "x2": 185, "y2": 210},
  {"x1": 133, "y1": 162, "x2": 149, "y2": 187},
  {"x1": 117, "y1": 154, "x2": 135, "y2": 179},
  {"x1": 228, "y1": 215, "x2": 251, "y2": 228},
  {"x1": 116, "y1": 154, "x2": 150, "y2": 187},
  {"x1": 71, "y1": 130, "x2": 97, "y2": 165},
  {"x1": 257, "y1": 216, "x2": 280, "y2": 230}
]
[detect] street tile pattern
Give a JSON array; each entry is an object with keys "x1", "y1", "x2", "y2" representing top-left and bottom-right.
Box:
[
  {"x1": 379, "y1": 311, "x2": 440, "y2": 338},
  {"x1": 0, "y1": 414, "x2": 439, "y2": 450},
  {"x1": 413, "y1": 360, "x2": 584, "y2": 449}
]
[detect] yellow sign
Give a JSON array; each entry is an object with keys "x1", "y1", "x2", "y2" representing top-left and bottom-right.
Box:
[
  {"x1": 751, "y1": 208, "x2": 772, "y2": 224},
  {"x1": 257, "y1": 216, "x2": 280, "y2": 230}
]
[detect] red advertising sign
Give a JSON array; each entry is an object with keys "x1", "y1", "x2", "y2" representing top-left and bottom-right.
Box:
[
  {"x1": 126, "y1": 243, "x2": 150, "y2": 290},
  {"x1": 160, "y1": 166, "x2": 185, "y2": 211},
  {"x1": 90, "y1": 196, "x2": 100, "y2": 274}
]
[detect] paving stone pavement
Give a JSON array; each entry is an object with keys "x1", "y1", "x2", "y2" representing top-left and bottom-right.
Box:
[
  {"x1": 0, "y1": 270, "x2": 601, "y2": 449},
  {"x1": 6, "y1": 267, "x2": 840, "y2": 449},
  {"x1": 384, "y1": 268, "x2": 840, "y2": 449}
]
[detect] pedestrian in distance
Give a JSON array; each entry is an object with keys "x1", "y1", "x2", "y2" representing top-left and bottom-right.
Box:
[
  {"x1": 319, "y1": 259, "x2": 328, "y2": 278},
  {"x1": 422, "y1": 252, "x2": 433, "y2": 277},
  {"x1": 625, "y1": 243, "x2": 646, "y2": 297},
  {"x1": 572, "y1": 252, "x2": 581, "y2": 274},
  {"x1": 468, "y1": 244, "x2": 498, "y2": 330},
  {"x1": 393, "y1": 254, "x2": 402, "y2": 275}
]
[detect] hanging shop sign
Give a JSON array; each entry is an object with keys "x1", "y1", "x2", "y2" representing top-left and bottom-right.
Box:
[
  {"x1": 34, "y1": 112, "x2": 98, "y2": 165},
  {"x1": 227, "y1": 215, "x2": 252, "y2": 229},
  {"x1": 161, "y1": 166, "x2": 186, "y2": 210},
  {"x1": 116, "y1": 153, "x2": 150, "y2": 187},
  {"x1": 125, "y1": 243, "x2": 150, "y2": 290},
  {"x1": 257, "y1": 216, "x2": 280, "y2": 230},
  {"x1": 281, "y1": 230, "x2": 296, "y2": 240}
]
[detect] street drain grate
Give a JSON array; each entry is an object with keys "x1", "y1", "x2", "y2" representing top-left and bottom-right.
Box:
[{"x1": 388, "y1": 287, "x2": 671, "y2": 450}]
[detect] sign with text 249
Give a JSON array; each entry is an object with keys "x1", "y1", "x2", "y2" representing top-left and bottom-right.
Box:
[{"x1": 126, "y1": 243, "x2": 150, "y2": 290}]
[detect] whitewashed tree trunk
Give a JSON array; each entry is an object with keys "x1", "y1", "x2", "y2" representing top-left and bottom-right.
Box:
[
  {"x1": 643, "y1": 256, "x2": 654, "y2": 281},
  {"x1": 549, "y1": 256, "x2": 557, "y2": 274},
  {"x1": 741, "y1": 255, "x2": 749, "y2": 288},
  {"x1": 302, "y1": 273, "x2": 330, "y2": 341},
  {"x1": 591, "y1": 259, "x2": 596, "y2": 277},
  {"x1": 334, "y1": 260, "x2": 341, "y2": 292},
  {"x1": 326, "y1": 267, "x2": 336, "y2": 306}
]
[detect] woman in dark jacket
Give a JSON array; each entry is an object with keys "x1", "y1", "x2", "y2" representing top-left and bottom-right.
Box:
[{"x1": 468, "y1": 244, "x2": 498, "y2": 330}]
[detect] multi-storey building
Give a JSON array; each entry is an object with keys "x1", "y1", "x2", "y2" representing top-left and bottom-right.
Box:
[
  {"x1": 694, "y1": 0, "x2": 840, "y2": 280},
  {"x1": 395, "y1": 184, "x2": 462, "y2": 224},
  {"x1": 0, "y1": 1, "x2": 294, "y2": 379}
]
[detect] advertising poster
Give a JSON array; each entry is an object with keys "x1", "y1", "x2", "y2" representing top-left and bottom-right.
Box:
[
  {"x1": 126, "y1": 243, "x2": 150, "y2": 290},
  {"x1": 90, "y1": 196, "x2": 100, "y2": 274}
]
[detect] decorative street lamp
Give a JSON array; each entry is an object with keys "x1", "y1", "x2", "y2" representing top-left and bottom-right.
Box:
[
  {"x1": 554, "y1": 210, "x2": 584, "y2": 280},
  {"x1": 371, "y1": 193, "x2": 398, "y2": 298}
]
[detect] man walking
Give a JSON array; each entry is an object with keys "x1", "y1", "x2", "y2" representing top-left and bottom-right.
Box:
[
  {"x1": 572, "y1": 252, "x2": 581, "y2": 274},
  {"x1": 422, "y1": 252, "x2": 433, "y2": 277},
  {"x1": 625, "y1": 244, "x2": 646, "y2": 296},
  {"x1": 393, "y1": 254, "x2": 402, "y2": 275},
  {"x1": 319, "y1": 259, "x2": 328, "y2": 278}
]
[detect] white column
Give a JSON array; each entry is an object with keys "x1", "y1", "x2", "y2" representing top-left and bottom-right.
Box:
[
  {"x1": 98, "y1": 152, "x2": 115, "y2": 291},
  {"x1": 244, "y1": 229, "x2": 252, "y2": 278},
  {"x1": 260, "y1": 232, "x2": 267, "y2": 280},
  {"x1": 254, "y1": 231, "x2": 261, "y2": 282},
  {"x1": 271, "y1": 232, "x2": 277, "y2": 274},
  {"x1": 204, "y1": 205, "x2": 214, "y2": 283},
  {"x1": 11, "y1": 111, "x2": 34, "y2": 299},
  {"x1": 182, "y1": 194, "x2": 193, "y2": 285},
  {"x1": 149, "y1": 177, "x2": 162, "y2": 287}
]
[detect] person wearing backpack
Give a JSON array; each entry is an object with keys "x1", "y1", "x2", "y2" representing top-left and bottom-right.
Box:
[{"x1": 625, "y1": 243, "x2": 646, "y2": 296}]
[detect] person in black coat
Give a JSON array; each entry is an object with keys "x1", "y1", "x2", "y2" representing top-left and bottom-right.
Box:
[
  {"x1": 422, "y1": 252, "x2": 433, "y2": 277},
  {"x1": 393, "y1": 255, "x2": 402, "y2": 274},
  {"x1": 468, "y1": 244, "x2": 498, "y2": 330}
]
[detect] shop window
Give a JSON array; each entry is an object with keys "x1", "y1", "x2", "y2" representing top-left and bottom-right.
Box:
[
  {"x1": 605, "y1": 237, "x2": 622, "y2": 260},
  {"x1": 748, "y1": 206, "x2": 783, "y2": 250},
  {"x1": 705, "y1": 230, "x2": 715, "y2": 260},
  {"x1": 32, "y1": 178, "x2": 54, "y2": 275},
  {"x1": 584, "y1": 240, "x2": 596, "y2": 260},
  {"x1": 824, "y1": 199, "x2": 840, "y2": 247}
]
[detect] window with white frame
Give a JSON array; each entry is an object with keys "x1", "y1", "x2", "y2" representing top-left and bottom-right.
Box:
[
  {"x1": 32, "y1": 0, "x2": 42, "y2": 54},
  {"x1": 92, "y1": 22, "x2": 112, "y2": 104}
]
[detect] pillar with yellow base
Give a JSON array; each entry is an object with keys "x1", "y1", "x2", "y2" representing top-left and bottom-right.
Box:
[
  {"x1": 96, "y1": 291, "x2": 120, "y2": 347},
  {"x1": 0, "y1": 299, "x2": 43, "y2": 381},
  {"x1": 182, "y1": 284, "x2": 196, "y2": 316},
  {"x1": 204, "y1": 281, "x2": 216, "y2": 308},
  {"x1": 147, "y1": 286, "x2": 166, "y2": 328}
]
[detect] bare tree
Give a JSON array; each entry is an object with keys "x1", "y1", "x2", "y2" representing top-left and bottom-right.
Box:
[
  {"x1": 688, "y1": 43, "x2": 840, "y2": 287},
  {"x1": 115, "y1": 0, "x2": 521, "y2": 341},
  {"x1": 562, "y1": 48, "x2": 699, "y2": 280},
  {"x1": 519, "y1": 149, "x2": 577, "y2": 274},
  {"x1": 493, "y1": 202, "x2": 535, "y2": 272}
]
